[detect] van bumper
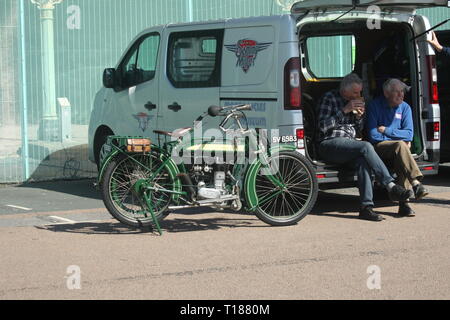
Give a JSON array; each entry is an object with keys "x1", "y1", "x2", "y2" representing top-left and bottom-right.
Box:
[
  {"x1": 314, "y1": 161, "x2": 439, "y2": 185},
  {"x1": 416, "y1": 161, "x2": 439, "y2": 176}
]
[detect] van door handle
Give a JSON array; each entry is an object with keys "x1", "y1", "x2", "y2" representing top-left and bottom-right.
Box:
[
  {"x1": 168, "y1": 102, "x2": 181, "y2": 112},
  {"x1": 144, "y1": 101, "x2": 157, "y2": 111}
]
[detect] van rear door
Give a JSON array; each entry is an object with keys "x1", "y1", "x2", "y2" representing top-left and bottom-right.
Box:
[
  {"x1": 291, "y1": 0, "x2": 449, "y2": 13},
  {"x1": 435, "y1": 30, "x2": 450, "y2": 162},
  {"x1": 410, "y1": 15, "x2": 442, "y2": 163}
]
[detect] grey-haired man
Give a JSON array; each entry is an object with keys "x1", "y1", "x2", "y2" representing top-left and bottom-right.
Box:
[
  {"x1": 318, "y1": 73, "x2": 413, "y2": 221},
  {"x1": 367, "y1": 78, "x2": 428, "y2": 217}
]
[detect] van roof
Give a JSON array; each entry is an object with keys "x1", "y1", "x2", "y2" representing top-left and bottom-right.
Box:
[
  {"x1": 133, "y1": 15, "x2": 296, "y2": 42},
  {"x1": 133, "y1": 15, "x2": 295, "y2": 34},
  {"x1": 164, "y1": 14, "x2": 293, "y2": 29}
]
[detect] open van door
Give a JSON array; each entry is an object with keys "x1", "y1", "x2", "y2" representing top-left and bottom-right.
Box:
[
  {"x1": 292, "y1": 0, "x2": 450, "y2": 13},
  {"x1": 435, "y1": 31, "x2": 450, "y2": 162}
]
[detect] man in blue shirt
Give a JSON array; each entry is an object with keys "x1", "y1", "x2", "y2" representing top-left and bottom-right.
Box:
[{"x1": 367, "y1": 79, "x2": 429, "y2": 217}]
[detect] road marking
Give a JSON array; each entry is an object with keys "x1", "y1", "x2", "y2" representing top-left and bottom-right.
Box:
[
  {"x1": 48, "y1": 216, "x2": 77, "y2": 224},
  {"x1": 0, "y1": 208, "x2": 108, "y2": 220},
  {"x1": 6, "y1": 205, "x2": 32, "y2": 211}
]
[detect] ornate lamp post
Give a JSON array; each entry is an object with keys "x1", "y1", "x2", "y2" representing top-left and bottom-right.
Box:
[{"x1": 30, "y1": 0, "x2": 63, "y2": 141}]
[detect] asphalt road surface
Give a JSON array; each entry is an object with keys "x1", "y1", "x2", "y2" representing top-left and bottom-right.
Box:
[{"x1": 0, "y1": 165, "x2": 449, "y2": 300}]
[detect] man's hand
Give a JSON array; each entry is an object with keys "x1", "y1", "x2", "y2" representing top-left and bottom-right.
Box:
[
  {"x1": 377, "y1": 126, "x2": 386, "y2": 134},
  {"x1": 427, "y1": 31, "x2": 443, "y2": 52},
  {"x1": 343, "y1": 99, "x2": 365, "y2": 115},
  {"x1": 355, "y1": 106, "x2": 365, "y2": 119}
]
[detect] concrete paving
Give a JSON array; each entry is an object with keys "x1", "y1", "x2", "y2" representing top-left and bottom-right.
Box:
[{"x1": 0, "y1": 165, "x2": 449, "y2": 300}]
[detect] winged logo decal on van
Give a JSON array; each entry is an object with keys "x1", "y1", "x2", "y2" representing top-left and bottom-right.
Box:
[
  {"x1": 133, "y1": 112, "x2": 154, "y2": 132},
  {"x1": 225, "y1": 39, "x2": 272, "y2": 73}
]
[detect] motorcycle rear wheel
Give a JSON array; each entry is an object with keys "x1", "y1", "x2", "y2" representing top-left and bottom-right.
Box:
[{"x1": 101, "y1": 152, "x2": 177, "y2": 228}]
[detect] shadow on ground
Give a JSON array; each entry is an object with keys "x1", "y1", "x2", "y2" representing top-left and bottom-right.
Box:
[
  {"x1": 17, "y1": 178, "x2": 101, "y2": 200},
  {"x1": 36, "y1": 215, "x2": 264, "y2": 236},
  {"x1": 36, "y1": 191, "x2": 397, "y2": 235},
  {"x1": 310, "y1": 190, "x2": 401, "y2": 220}
]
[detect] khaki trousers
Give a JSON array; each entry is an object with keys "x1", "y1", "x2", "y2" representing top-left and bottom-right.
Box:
[{"x1": 374, "y1": 140, "x2": 423, "y2": 189}]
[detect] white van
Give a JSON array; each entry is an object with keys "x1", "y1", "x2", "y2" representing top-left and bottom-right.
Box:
[{"x1": 89, "y1": 0, "x2": 448, "y2": 184}]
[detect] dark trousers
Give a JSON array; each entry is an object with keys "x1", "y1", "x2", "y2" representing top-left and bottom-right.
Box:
[{"x1": 319, "y1": 137, "x2": 394, "y2": 208}]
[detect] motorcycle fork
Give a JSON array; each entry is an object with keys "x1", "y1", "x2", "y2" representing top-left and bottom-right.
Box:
[{"x1": 247, "y1": 132, "x2": 286, "y2": 189}]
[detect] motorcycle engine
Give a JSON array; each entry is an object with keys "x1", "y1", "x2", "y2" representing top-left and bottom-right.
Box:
[{"x1": 191, "y1": 163, "x2": 229, "y2": 200}]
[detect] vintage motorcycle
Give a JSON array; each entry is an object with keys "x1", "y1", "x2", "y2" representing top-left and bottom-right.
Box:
[{"x1": 97, "y1": 104, "x2": 318, "y2": 234}]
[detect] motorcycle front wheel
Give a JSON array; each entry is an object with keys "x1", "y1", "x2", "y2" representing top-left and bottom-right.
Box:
[
  {"x1": 101, "y1": 152, "x2": 177, "y2": 228},
  {"x1": 246, "y1": 151, "x2": 318, "y2": 226}
]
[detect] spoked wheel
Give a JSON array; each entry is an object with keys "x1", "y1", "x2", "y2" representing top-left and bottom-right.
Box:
[
  {"x1": 246, "y1": 151, "x2": 318, "y2": 226},
  {"x1": 101, "y1": 152, "x2": 179, "y2": 228}
]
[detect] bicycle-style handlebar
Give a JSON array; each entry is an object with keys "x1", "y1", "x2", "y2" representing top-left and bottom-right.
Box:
[
  {"x1": 208, "y1": 104, "x2": 252, "y2": 117},
  {"x1": 178, "y1": 104, "x2": 253, "y2": 138}
]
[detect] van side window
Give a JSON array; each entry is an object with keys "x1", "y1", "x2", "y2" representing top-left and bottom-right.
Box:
[
  {"x1": 167, "y1": 29, "x2": 224, "y2": 88},
  {"x1": 306, "y1": 35, "x2": 355, "y2": 78},
  {"x1": 118, "y1": 33, "x2": 160, "y2": 89}
]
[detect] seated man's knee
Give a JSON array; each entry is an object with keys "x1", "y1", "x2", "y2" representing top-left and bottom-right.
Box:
[
  {"x1": 392, "y1": 140, "x2": 410, "y2": 153},
  {"x1": 360, "y1": 141, "x2": 375, "y2": 155},
  {"x1": 354, "y1": 156, "x2": 368, "y2": 168}
]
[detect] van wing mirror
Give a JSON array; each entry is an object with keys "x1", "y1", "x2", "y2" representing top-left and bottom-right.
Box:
[{"x1": 103, "y1": 68, "x2": 117, "y2": 88}]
